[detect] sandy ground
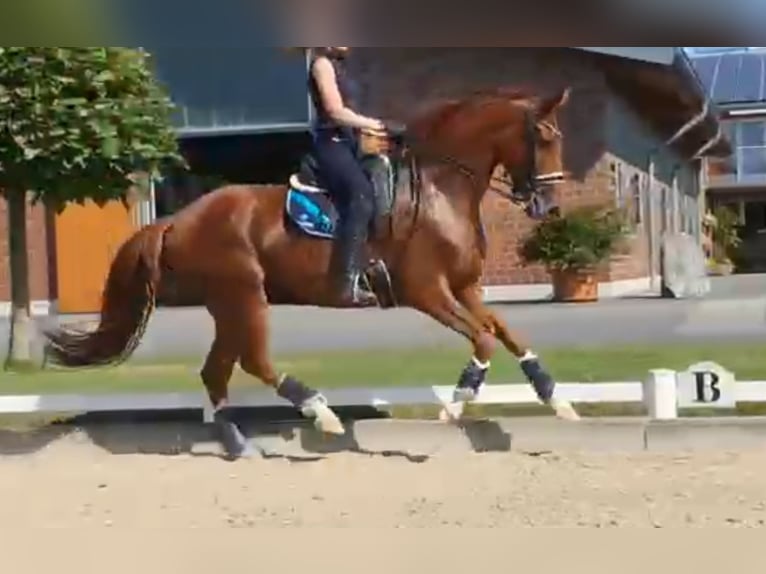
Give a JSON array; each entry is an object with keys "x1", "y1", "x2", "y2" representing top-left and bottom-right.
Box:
[{"x1": 2, "y1": 439, "x2": 766, "y2": 528}]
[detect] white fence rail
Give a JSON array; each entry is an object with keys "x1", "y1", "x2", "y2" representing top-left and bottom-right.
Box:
[{"x1": 1, "y1": 363, "x2": 765, "y2": 422}]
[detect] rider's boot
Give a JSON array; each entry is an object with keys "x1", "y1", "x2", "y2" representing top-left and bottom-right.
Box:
[{"x1": 328, "y1": 213, "x2": 378, "y2": 308}]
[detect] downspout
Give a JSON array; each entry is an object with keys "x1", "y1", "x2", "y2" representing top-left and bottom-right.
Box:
[
  {"x1": 665, "y1": 100, "x2": 709, "y2": 147},
  {"x1": 693, "y1": 123, "x2": 723, "y2": 159}
]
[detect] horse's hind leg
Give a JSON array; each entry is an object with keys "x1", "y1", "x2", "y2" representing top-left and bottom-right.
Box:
[
  {"x1": 234, "y1": 288, "x2": 345, "y2": 436},
  {"x1": 201, "y1": 306, "x2": 253, "y2": 459},
  {"x1": 455, "y1": 284, "x2": 580, "y2": 422}
]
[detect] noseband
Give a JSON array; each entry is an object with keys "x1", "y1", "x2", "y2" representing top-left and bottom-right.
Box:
[{"x1": 488, "y1": 110, "x2": 564, "y2": 208}]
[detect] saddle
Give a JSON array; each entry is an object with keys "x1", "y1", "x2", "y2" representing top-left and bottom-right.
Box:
[{"x1": 285, "y1": 149, "x2": 398, "y2": 240}]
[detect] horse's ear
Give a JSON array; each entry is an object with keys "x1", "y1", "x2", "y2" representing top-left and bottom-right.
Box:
[{"x1": 536, "y1": 87, "x2": 571, "y2": 119}]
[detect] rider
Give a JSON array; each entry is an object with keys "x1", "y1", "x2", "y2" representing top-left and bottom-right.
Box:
[{"x1": 306, "y1": 47, "x2": 388, "y2": 307}]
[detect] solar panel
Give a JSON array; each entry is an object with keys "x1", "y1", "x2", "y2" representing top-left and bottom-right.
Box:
[
  {"x1": 690, "y1": 51, "x2": 766, "y2": 104},
  {"x1": 713, "y1": 53, "x2": 742, "y2": 103},
  {"x1": 736, "y1": 53, "x2": 763, "y2": 102},
  {"x1": 692, "y1": 56, "x2": 719, "y2": 97}
]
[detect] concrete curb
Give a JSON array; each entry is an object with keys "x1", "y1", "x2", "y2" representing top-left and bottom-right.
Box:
[{"x1": 3, "y1": 416, "x2": 766, "y2": 459}]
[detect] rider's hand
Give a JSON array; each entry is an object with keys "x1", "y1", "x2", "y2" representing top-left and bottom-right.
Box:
[{"x1": 361, "y1": 119, "x2": 388, "y2": 138}]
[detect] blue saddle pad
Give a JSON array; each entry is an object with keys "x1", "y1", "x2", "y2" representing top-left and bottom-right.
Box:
[{"x1": 285, "y1": 188, "x2": 338, "y2": 240}]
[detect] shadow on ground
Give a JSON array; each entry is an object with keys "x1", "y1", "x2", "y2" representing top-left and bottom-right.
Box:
[{"x1": 0, "y1": 407, "x2": 514, "y2": 463}]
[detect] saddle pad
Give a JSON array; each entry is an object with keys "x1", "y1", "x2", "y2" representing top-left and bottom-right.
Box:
[{"x1": 285, "y1": 188, "x2": 338, "y2": 240}]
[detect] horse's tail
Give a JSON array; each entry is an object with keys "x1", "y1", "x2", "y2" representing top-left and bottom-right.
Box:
[{"x1": 44, "y1": 222, "x2": 170, "y2": 368}]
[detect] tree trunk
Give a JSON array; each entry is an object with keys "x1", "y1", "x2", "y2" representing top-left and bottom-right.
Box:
[{"x1": 5, "y1": 191, "x2": 33, "y2": 369}]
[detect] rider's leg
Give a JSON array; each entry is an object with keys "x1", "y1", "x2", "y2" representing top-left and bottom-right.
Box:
[{"x1": 314, "y1": 137, "x2": 377, "y2": 307}]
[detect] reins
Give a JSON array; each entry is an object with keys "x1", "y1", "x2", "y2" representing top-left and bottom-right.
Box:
[{"x1": 388, "y1": 121, "x2": 533, "y2": 213}]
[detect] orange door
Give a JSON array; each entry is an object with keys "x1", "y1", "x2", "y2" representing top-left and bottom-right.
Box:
[{"x1": 55, "y1": 199, "x2": 138, "y2": 314}]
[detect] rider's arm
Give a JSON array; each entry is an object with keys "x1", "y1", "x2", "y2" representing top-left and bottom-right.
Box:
[{"x1": 311, "y1": 56, "x2": 384, "y2": 133}]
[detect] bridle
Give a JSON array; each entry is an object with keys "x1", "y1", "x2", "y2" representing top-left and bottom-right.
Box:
[{"x1": 487, "y1": 111, "x2": 564, "y2": 208}]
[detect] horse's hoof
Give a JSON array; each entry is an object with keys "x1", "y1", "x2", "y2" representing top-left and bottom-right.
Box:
[
  {"x1": 301, "y1": 394, "x2": 346, "y2": 435},
  {"x1": 226, "y1": 443, "x2": 255, "y2": 460},
  {"x1": 215, "y1": 419, "x2": 254, "y2": 459},
  {"x1": 310, "y1": 402, "x2": 346, "y2": 436},
  {"x1": 313, "y1": 415, "x2": 345, "y2": 436},
  {"x1": 549, "y1": 398, "x2": 581, "y2": 422},
  {"x1": 439, "y1": 402, "x2": 465, "y2": 423}
]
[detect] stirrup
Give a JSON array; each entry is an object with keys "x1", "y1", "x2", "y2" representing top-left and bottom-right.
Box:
[
  {"x1": 351, "y1": 273, "x2": 377, "y2": 302},
  {"x1": 329, "y1": 272, "x2": 377, "y2": 307}
]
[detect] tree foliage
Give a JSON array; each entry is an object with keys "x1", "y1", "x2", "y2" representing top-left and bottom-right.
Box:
[{"x1": 0, "y1": 47, "x2": 184, "y2": 209}]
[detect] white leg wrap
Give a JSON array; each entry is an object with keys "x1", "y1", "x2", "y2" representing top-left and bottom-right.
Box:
[
  {"x1": 472, "y1": 356, "x2": 491, "y2": 370},
  {"x1": 519, "y1": 350, "x2": 538, "y2": 363}
]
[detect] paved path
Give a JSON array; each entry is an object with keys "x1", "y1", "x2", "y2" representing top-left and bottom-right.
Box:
[{"x1": 6, "y1": 275, "x2": 766, "y2": 360}]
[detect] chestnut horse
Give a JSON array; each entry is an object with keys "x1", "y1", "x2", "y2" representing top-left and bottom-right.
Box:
[{"x1": 45, "y1": 86, "x2": 580, "y2": 458}]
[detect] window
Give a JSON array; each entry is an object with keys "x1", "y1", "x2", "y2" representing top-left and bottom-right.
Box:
[
  {"x1": 739, "y1": 121, "x2": 766, "y2": 178},
  {"x1": 744, "y1": 202, "x2": 766, "y2": 236},
  {"x1": 629, "y1": 174, "x2": 642, "y2": 226},
  {"x1": 739, "y1": 121, "x2": 766, "y2": 147},
  {"x1": 660, "y1": 186, "x2": 670, "y2": 234},
  {"x1": 611, "y1": 162, "x2": 625, "y2": 208}
]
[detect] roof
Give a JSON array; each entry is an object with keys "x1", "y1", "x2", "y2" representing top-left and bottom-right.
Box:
[
  {"x1": 581, "y1": 48, "x2": 731, "y2": 158},
  {"x1": 689, "y1": 49, "x2": 766, "y2": 105},
  {"x1": 576, "y1": 48, "x2": 675, "y2": 65}
]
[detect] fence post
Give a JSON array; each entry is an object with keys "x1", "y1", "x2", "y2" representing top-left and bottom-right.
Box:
[{"x1": 643, "y1": 369, "x2": 678, "y2": 420}]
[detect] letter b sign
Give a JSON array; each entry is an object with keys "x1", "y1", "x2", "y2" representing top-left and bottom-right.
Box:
[
  {"x1": 678, "y1": 362, "x2": 736, "y2": 410},
  {"x1": 694, "y1": 371, "x2": 721, "y2": 403}
]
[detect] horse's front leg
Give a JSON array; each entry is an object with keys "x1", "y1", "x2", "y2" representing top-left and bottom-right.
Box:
[
  {"x1": 456, "y1": 285, "x2": 580, "y2": 422},
  {"x1": 408, "y1": 278, "x2": 497, "y2": 421}
]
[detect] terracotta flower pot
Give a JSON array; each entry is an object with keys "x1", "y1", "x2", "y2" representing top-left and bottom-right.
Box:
[{"x1": 551, "y1": 268, "x2": 599, "y2": 303}]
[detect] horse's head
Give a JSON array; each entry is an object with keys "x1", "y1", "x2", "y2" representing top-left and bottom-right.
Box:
[
  {"x1": 491, "y1": 88, "x2": 569, "y2": 220},
  {"x1": 405, "y1": 86, "x2": 570, "y2": 220}
]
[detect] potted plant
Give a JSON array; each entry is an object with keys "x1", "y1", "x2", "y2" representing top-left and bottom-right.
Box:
[
  {"x1": 707, "y1": 206, "x2": 742, "y2": 276},
  {"x1": 519, "y1": 205, "x2": 630, "y2": 303}
]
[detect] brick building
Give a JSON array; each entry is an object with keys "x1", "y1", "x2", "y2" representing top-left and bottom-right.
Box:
[{"x1": 0, "y1": 47, "x2": 727, "y2": 315}]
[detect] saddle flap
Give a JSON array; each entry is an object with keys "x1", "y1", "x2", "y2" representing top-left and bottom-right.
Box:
[{"x1": 285, "y1": 188, "x2": 338, "y2": 239}]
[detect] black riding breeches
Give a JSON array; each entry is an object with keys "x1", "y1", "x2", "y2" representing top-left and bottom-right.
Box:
[{"x1": 313, "y1": 135, "x2": 375, "y2": 274}]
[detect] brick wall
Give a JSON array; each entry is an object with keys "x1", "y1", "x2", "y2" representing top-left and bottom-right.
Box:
[
  {"x1": 0, "y1": 195, "x2": 53, "y2": 307},
  {"x1": 349, "y1": 47, "x2": 657, "y2": 286}
]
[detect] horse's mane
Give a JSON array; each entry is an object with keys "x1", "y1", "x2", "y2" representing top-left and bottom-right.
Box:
[{"x1": 408, "y1": 85, "x2": 541, "y2": 138}]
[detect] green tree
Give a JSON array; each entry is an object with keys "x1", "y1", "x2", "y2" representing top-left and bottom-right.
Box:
[{"x1": 0, "y1": 47, "x2": 183, "y2": 369}]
